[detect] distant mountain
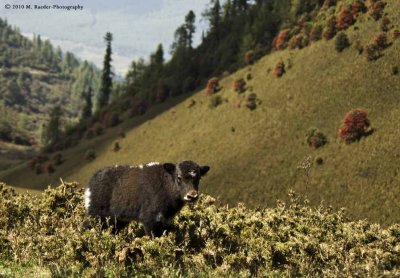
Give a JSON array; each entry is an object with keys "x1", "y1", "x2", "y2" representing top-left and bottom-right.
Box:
[{"x1": 0, "y1": 17, "x2": 101, "y2": 147}]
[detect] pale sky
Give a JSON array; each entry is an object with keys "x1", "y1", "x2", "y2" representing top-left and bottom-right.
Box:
[{"x1": 0, "y1": 0, "x2": 211, "y2": 76}]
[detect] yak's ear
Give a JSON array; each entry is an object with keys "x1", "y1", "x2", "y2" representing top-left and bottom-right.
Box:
[
  {"x1": 163, "y1": 163, "x2": 176, "y2": 174},
  {"x1": 200, "y1": 165, "x2": 210, "y2": 176}
]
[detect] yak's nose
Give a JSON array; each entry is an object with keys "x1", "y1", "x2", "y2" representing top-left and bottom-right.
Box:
[{"x1": 184, "y1": 191, "x2": 198, "y2": 202}]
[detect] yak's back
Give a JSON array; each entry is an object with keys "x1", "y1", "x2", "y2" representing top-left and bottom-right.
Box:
[{"x1": 85, "y1": 166, "x2": 129, "y2": 216}]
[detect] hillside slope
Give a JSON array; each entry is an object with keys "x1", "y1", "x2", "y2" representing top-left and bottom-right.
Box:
[
  {"x1": 1, "y1": 0, "x2": 400, "y2": 225},
  {"x1": 0, "y1": 18, "x2": 100, "y2": 146}
]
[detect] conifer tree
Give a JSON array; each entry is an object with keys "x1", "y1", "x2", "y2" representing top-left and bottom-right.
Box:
[
  {"x1": 42, "y1": 106, "x2": 62, "y2": 146},
  {"x1": 97, "y1": 32, "x2": 113, "y2": 110},
  {"x1": 185, "y1": 11, "x2": 196, "y2": 48},
  {"x1": 81, "y1": 87, "x2": 93, "y2": 121}
]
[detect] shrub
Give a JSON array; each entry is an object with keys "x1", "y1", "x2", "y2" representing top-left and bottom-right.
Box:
[
  {"x1": 46, "y1": 164, "x2": 55, "y2": 174},
  {"x1": 246, "y1": 73, "x2": 252, "y2": 81},
  {"x1": 53, "y1": 153, "x2": 63, "y2": 166},
  {"x1": 315, "y1": 157, "x2": 324, "y2": 165},
  {"x1": 338, "y1": 109, "x2": 371, "y2": 144},
  {"x1": 245, "y1": 93, "x2": 257, "y2": 110},
  {"x1": 321, "y1": 0, "x2": 336, "y2": 10},
  {"x1": 273, "y1": 29, "x2": 291, "y2": 50},
  {"x1": 233, "y1": 78, "x2": 246, "y2": 93},
  {"x1": 244, "y1": 50, "x2": 255, "y2": 65},
  {"x1": 380, "y1": 16, "x2": 391, "y2": 32},
  {"x1": 322, "y1": 16, "x2": 337, "y2": 40},
  {"x1": 368, "y1": 0, "x2": 386, "y2": 21},
  {"x1": 209, "y1": 95, "x2": 223, "y2": 109},
  {"x1": 85, "y1": 149, "x2": 96, "y2": 161},
  {"x1": 273, "y1": 61, "x2": 285, "y2": 78},
  {"x1": 288, "y1": 34, "x2": 309, "y2": 50},
  {"x1": 206, "y1": 77, "x2": 220, "y2": 95},
  {"x1": 336, "y1": 7, "x2": 355, "y2": 30},
  {"x1": 310, "y1": 25, "x2": 323, "y2": 42},
  {"x1": 392, "y1": 29, "x2": 400, "y2": 40},
  {"x1": 113, "y1": 142, "x2": 121, "y2": 152},
  {"x1": 374, "y1": 33, "x2": 388, "y2": 49},
  {"x1": 306, "y1": 129, "x2": 327, "y2": 149},
  {"x1": 365, "y1": 43, "x2": 381, "y2": 61},
  {"x1": 335, "y1": 32, "x2": 350, "y2": 52},
  {"x1": 392, "y1": 66, "x2": 399, "y2": 75},
  {"x1": 351, "y1": 0, "x2": 367, "y2": 15},
  {"x1": 0, "y1": 183, "x2": 399, "y2": 276}
]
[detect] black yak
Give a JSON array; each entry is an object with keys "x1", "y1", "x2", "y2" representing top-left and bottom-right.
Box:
[{"x1": 84, "y1": 161, "x2": 210, "y2": 237}]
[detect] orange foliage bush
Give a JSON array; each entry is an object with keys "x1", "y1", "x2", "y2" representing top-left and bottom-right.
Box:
[
  {"x1": 336, "y1": 7, "x2": 355, "y2": 30},
  {"x1": 273, "y1": 29, "x2": 291, "y2": 50},
  {"x1": 206, "y1": 77, "x2": 219, "y2": 95},
  {"x1": 338, "y1": 109, "x2": 371, "y2": 144},
  {"x1": 273, "y1": 61, "x2": 285, "y2": 78}
]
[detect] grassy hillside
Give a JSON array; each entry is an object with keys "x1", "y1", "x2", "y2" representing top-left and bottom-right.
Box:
[
  {"x1": 0, "y1": 182, "x2": 399, "y2": 276},
  {"x1": 1, "y1": 0, "x2": 400, "y2": 225},
  {"x1": 0, "y1": 18, "x2": 101, "y2": 148}
]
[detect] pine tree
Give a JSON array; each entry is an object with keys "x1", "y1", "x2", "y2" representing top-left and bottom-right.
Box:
[
  {"x1": 185, "y1": 11, "x2": 196, "y2": 48},
  {"x1": 97, "y1": 32, "x2": 113, "y2": 110},
  {"x1": 151, "y1": 43, "x2": 164, "y2": 66},
  {"x1": 42, "y1": 106, "x2": 62, "y2": 146},
  {"x1": 81, "y1": 87, "x2": 93, "y2": 121}
]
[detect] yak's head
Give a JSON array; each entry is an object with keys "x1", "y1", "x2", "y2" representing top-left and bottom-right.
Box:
[{"x1": 164, "y1": 160, "x2": 210, "y2": 203}]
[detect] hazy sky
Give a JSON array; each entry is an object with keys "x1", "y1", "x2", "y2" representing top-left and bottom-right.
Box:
[{"x1": 0, "y1": 0, "x2": 211, "y2": 76}]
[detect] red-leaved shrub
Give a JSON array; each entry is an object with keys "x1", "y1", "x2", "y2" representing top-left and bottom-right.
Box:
[
  {"x1": 288, "y1": 34, "x2": 309, "y2": 50},
  {"x1": 337, "y1": 7, "x2": 355, "y2": 30},
  {"x1": 233, "y1": 78, "x2": 246, "y2": 93},
  {"x1": 206, "y1": 77, "x2": 219, "y2": 95},
  {"x1": 374, "y1": 32, "x2": 388, "y2": 49},
  {"x1": 338, "y1": 109, "x2": 371, "y2": 144},
  {"x1": 273, "y1": 29, "x2": 291, "y2": 50},
  {"x1": 351, "y1": 0, "x2": 367, "y2": 15},
  {"x1": 306, "y1": 129, "x2": 327, "y2": 149},
  {"x1": 273, "y1": 61, "x2": 285, "y2": 78}
]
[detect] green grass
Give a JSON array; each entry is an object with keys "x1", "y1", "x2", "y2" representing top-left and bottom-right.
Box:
[
  {"x1": 0, "y1": 182, "x2": 399, "y2": 277},
  {"x1": 1, "y1": 0, "x2": 400, "y2": 225}
]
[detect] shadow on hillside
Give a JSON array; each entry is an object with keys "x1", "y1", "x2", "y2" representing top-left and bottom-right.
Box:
[{"x1": 0, "y1": 90, "x2": 200, "y2": 191}]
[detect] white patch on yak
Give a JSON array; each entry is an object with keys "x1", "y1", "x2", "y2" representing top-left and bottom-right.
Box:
[
  {"x1": 146, "y1": 162, "x2": 160, "y2": 167},
  {"x1": 114, "y1": 164, "x2": 119, "y2": 168},
  {"x1": 84, "y1": 188, "x2": 91, "y2": 209},
  {"x1": 189, "y1": 170, "x2": 196, "y2": 177},
  {"x1": 156, "y1": 212, "x2": 163, "y2": 222},
  {"x1": 139, "y1": 164, "x2": 144, "y2": 169}
]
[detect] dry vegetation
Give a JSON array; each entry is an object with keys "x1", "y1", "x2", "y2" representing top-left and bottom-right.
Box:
[{"x1": 0, "y1": 182, "x2": 399, "y2": 277}]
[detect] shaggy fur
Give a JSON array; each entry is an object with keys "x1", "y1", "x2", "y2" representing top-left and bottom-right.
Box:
[{"x1": 84, "y1": 160, "x2": 210, "y2": 236}]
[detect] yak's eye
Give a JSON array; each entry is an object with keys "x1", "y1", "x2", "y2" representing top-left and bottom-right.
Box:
[{"x1": 177, "y1": 176, "x2": 182, "y2": 182}]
